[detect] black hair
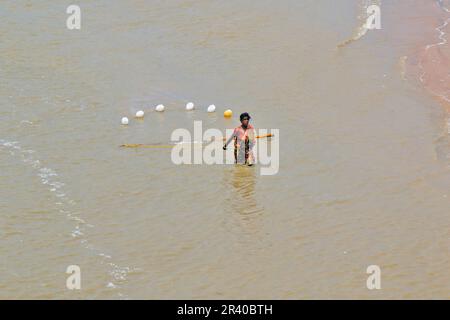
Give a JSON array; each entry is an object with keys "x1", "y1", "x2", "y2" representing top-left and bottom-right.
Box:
[{"x1": 240, "y1": 112, "x2": 251, "y2": 121}]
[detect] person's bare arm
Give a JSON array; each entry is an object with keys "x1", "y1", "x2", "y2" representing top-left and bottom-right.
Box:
[{"x1": 223, "y1": 131, "x2": 236, "y2": 150}]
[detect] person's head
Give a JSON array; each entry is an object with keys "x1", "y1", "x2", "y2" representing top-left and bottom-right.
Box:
[{"x1": 240, "y1": 112, "x2": 251, "y2": 127}]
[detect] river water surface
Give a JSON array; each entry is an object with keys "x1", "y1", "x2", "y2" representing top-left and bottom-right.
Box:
[{"x1": 1, "y1": 0, "x2": 449, "y2": 299}]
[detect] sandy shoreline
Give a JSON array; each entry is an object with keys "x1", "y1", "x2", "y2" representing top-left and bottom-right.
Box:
[{"x1": 400, "y1": 0, "x2": 450, "y2": 111}]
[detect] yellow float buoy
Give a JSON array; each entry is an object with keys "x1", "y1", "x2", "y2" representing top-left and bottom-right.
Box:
[{"x1": 223, "y1": 109, "x2": 233, "y2": 118}]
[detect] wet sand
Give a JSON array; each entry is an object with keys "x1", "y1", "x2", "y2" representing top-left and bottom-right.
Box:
[{"x1": 398, "y1": 0, "x2": 450, "y2": 109}]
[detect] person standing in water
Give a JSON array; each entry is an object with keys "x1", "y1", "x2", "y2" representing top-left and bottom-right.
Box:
[{"x1": 223, "y1": 112, "x2": 256, "y2": 165}]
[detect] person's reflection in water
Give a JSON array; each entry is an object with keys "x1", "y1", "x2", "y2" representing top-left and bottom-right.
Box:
[
  {"x1": 230, "y1": 166, "x2": 257, "y2": 214},
  {"x1": 223, "y1": 165, "x2": 265, "y2": 236},
  {"x1": 220, "y1": 162, "x2": 272, "y2": 264}
]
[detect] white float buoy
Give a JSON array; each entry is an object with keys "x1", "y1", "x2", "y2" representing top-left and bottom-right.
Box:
[
  {"x1": 186, "y1": 102, "x2": 195, "y2": 111},
  {"x1": 207, "y1": 104, "x2": 216, "y2": 113},
  {"x1": 121, "y1": 117, "x2": 129, "y2": 125},
  {"x1": 135, "y1": 110, "x2": 144, "y2": 118},
  {"x1": 155, "y1": 104, "x2": 165, "y2": 112}
]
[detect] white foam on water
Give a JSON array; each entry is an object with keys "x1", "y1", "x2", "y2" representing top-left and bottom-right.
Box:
[
  {"x1": 438, "y1": 0, "x2": 450, "y2": 13},
  {"x1": 417, "y1": 1, "x2": 450, "y2": 106},
  {"x1": 0, "y1": 139, "x2": 137, "y2": 298}
]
